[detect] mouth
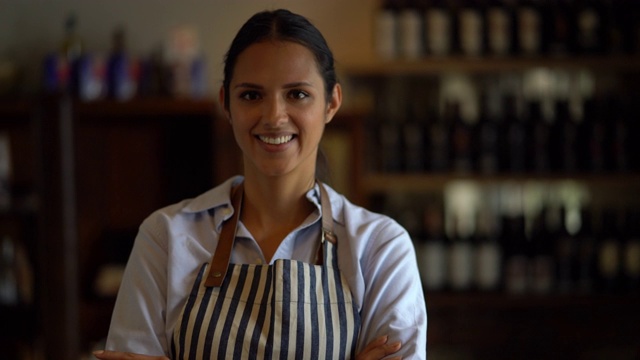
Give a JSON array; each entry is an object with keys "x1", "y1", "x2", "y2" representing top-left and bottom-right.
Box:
[{"x1": 257, "y1": 134, "x2": 295, "y2": 145}]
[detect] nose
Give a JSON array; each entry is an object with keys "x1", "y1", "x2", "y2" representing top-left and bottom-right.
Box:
[{"x1": 262, "y1": 95, "x2": 288, "y2": 128}]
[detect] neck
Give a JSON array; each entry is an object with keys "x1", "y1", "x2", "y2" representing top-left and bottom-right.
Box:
[
  {"x1": 243, "y1": 172, "x2": 315, "y2": 216},
  {"x1": 240, "y1": 170, "x2": 316, "y2": 261}
]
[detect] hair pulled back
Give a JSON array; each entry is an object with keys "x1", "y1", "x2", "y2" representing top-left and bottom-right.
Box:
[{"x1": 222, "y1": 9, "x2": 337, "y2": 110}]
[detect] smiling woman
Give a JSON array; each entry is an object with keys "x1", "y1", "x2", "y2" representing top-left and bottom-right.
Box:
[{"x1": 95, "y1": 9, "x2": 426, "y2": 360}]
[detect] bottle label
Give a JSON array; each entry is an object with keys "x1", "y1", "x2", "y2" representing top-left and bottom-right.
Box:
[
  {"x1": 420, "y1": 242, "x2": 447, "y2": 290},
  {"x1": 518, "y1": 8, "x2": 540, "y2": 54},
  {"x1": 399, "y1": 10, "x2": 422, "y2": 59},
  {"x1": 505, "y1": 255, "x2": 528, "y2": 293},
  {"x1": 476, "y1": 243, "x2": 501, "y2": 290},
  {"x1": 599, "y1": 239, "x2": 620, "y2": 277},
  {"x1": 487, "y1": 7, "x2": 511, "y2": 55},
  {"x1": 426, "y1": 9, "x2": 451, "y2": 56},
  {"x1": 449, "y1": 242, "x2": 473, "y2": 290},
  {"x1": 375, "y1": 11, "x2": 398, "y2": 60},
  {"x1": 459, "y1": 9, "x2": 483, "y2": 56},
  {"x1": 624, "y1": 239, "x2": 640, "y2": 276},
  {"x1": 577, "y1": 8, "x2": 600, "y2": 50},
  {"x1": 532, "y1": 256, "x2": 554, "y2": 294}
]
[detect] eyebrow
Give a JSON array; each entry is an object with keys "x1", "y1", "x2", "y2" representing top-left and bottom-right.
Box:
[{"x1": 233, "y1": 81, "x2": 315, "y2": 90}]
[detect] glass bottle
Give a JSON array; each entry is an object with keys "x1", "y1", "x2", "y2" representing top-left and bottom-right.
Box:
[
  {"x1": 375, "y1": 0, "x2": 401, "y2": 60},
  {"x1": 448, "y1": 211, "x2": 474, "y2": 291},
  {"x1": 419, "y1": 201, "x2": 449, "y2": 291},
  {"x1": 424, "y1": 0, "x2": 453, "y2": 56},
  {"x1": 474, "y1": 209, "x2": 502, "y2": 292}
]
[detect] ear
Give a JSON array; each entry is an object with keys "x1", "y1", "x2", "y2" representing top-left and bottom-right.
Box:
[
  {"x1": 325, "y1": 83, "x2": 342, "y2": 124},
  {"x1": 219, "y1": 86, "x2": 231, "y2": 121}
]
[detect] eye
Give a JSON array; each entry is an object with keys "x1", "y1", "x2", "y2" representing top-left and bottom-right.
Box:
[
  {"x1": 239, "y1": 91, "x2": 261, "y2": 101},
  {"x1": 288, "y1": 89, "x2": 309, "y2": 100}
]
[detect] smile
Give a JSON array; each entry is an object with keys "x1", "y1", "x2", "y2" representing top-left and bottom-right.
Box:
[{"x1": 258, "y1": 135, "x2": 294, "y2": 145}]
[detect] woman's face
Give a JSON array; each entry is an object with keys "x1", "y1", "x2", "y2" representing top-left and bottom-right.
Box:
[{"x1": 221, "y1": 40, "x2": 341, "y2": 179}]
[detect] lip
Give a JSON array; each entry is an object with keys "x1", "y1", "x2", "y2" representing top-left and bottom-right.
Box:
[{"x1": 255, "y1": 133, "x2": 297, "y2": 152}]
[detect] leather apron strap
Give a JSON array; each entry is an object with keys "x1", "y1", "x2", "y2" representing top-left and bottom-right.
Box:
[{"x1": 204, "y1": 181, "x2": 335, "y2": 287}]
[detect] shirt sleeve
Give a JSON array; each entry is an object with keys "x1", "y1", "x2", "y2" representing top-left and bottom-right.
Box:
[
  {"x1": 105, "y1": 215, "x2": 170, "y2": 356},
  {"x1": 357, "y1": 220, "x2": 428, "y2": 359}
]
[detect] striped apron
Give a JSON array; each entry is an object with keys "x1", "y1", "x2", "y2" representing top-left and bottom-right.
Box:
[{"x1": 171, "y1": 183, "x2": 361, "y2": 359}]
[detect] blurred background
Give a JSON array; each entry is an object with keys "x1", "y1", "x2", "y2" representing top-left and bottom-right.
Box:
[{"x1": 1, "y1": 0, "x2": 639, "y2": 359}]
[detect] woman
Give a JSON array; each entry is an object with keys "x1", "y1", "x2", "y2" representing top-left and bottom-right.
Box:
[{"x1": 95, "y1": 9, "x2": 426, "y2": 360}]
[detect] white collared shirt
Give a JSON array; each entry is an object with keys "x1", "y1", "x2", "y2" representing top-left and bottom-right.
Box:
[{"x1": 106, "y1": 176, "x2": 427, "y2": 358}]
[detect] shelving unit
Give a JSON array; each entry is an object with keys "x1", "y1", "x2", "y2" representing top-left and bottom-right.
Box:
[
  {"x1": 1, "y1": 96, "x2": 219, "y2": 359},
  {"x1": 0, "y1": 99, "x2": 40, "y2": 359},
  {"x1": 341, "y1": 55, "x2": 640, "y2": 76},
  {"x1": 342, "y1": 52, "x2": 640, "y2": 358}
]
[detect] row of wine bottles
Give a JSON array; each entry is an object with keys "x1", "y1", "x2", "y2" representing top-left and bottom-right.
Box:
[
  {"x1": 382, "y1": 195, "x2": 640, "y2": 295},
  {"x1": 0, "y1": 235, "x2": 33, "y2": 306},
  {"x1": 375, "y1": 0, "x2": 640, "y2": 60},
  {"x1": 370, "y1": 84, "x2": 638, "y2": 175},
  {"x1": 43, "y1": 14, "x2": 207, "y2": 101}
]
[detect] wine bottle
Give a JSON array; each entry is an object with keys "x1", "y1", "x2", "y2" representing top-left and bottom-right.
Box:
[
  {"x1": 503, "y1": 214, "x2": 529, "y2": 294},
  {"x1": 555, "y1": 206, "x2": 578, "y2": 293},
  {"x1": 402, "y1": 98, "x2": 426, "y2": 172},
  {"x1": 107, "y1": 26, "x2": 138, "y2": 101},
  {"x1": 526, "y1": 100, "x2": 551, "y2": 174},
  {"x1": 475, "y1": 92, "x2": 499, "y2": 174},
  {"x1": 609, "y1": 97, "x2": 630, "y2": 173},
  {"x1": 474, "y1": 209, "x2": 502, "y2": 292},
  {"x1": 596, "y1": 209, "x2": 622, "y2": 294},
  {"x1": 399, "y1": 0, "x2": 424, "y2": 59},
  {"x1": 424, "y1": 0, "x2": 453, "y2": 56},
  {"x1": 486, "y1": 0, "x2": 513, "y2": 56},
  {"x1": 448, "y1": 100, "x2": 473, "y2": 174},
  {"x1": 575, "y1": 0, "x2": 604, "y2": 54},
  {"x1": 458, "y1": 0, "x2": 485, "y2": 56},
  {"x1": 516, "y1": 0, "x2": 542, "y2": 56},
  {"x1": 622, "y1": 209, "x2": 640, "y2": 293},
  {"x1": 544, "y1": 0, "x2": 572, "y2": 56},
  {"x1": 575, "y1": 208, "x2": 597, "y2": 294},
  {"x1": 550, "y1": 99, "x2": 578, "y2": 173},
  {"x1": 578, "y1": 98, "x2": 606, "y2": 173},
  {"x1": 448, "y1": 211, "x2": 474, "y2": 291},
  {"x1": 375, "y1": 0, "x2": 401, "y2": 60},
  {"x1": 0, "y1": 236, "x2": 18, "y2": 305},
  {"x1": 419, "y1": 201, "x2": 449, "y2": 291},
  {"x1": 502, "y1": 95, "x2": 526, "y2": 173},
  {"x1": 61, "y1": 13, "x2": 84, "y2": 95},
  {"x1": 530, "y1": 206, "x2": 555, "y2": 294},
  {"x1": 427, "y1": 103, "x2": 450, "y2": 172}
]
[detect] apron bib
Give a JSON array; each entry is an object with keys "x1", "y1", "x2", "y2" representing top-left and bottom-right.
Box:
[{"x1": 171, "y1": 183, "x2": 361, "y2": 359}]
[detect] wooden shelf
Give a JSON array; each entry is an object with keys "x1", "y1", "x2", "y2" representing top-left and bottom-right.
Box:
[
  {"x1": 341, "y1": 55, "x2": 640, "y2": 76},
  {"x1": 73, "y1": 97, "x2": 217, "y2": 119},
  {"x1": 426, "y1": 291, "x2": 640, "y2": 359},
  {"x1": 425, "y1": 291, "x2": 640, "y2": 309},
  {"x1": 359, "y1": 172, "x2": 640, "y2": 193}
]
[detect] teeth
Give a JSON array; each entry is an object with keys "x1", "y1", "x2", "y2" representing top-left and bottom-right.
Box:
[{"x1": 259, "y1": 135, "x2": 293, "y2": 145}]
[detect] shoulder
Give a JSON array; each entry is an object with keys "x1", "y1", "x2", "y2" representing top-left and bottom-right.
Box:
[
  {"x1": 140, "y1": 176, "x2": 242, "y2": 238},
  {"x1": 324, "y1": 184, "x2": 409, "y2": 250}
]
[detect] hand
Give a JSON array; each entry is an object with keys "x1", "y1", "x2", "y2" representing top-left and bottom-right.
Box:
[
  {"x1": 356, "y1": 335, "x2": 402, "y2": 360},
  {"x1": 92, "y1": 350, "x2": 169, "y2": 360}
]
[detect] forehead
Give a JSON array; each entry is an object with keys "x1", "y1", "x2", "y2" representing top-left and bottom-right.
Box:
[{"x1": 231, "y1": 40, "x2": 322, "y2": 85}]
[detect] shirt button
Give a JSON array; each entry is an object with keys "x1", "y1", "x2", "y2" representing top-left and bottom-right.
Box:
[
  {"x1": 223, "y1": 208, "x2": 232, "y2": 217},
  {"x1": 255, "y1": 258, "x2": 263, "y2": 265}
]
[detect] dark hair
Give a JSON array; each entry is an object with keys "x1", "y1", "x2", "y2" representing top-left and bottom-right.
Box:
[{"x1": 222, "y1": 9, "x2": 338, "y2": 110}]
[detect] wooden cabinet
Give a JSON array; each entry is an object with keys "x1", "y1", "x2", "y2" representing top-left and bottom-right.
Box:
[
  {"x1": 1, "y1": 96, "x2": 219, "y2": 359},
  {"x1": 341, "y1": 55, "x2": 640, "y2": 359},
  {"x1": 0, "y1": 99, "x2": 39, "y2": 360}
]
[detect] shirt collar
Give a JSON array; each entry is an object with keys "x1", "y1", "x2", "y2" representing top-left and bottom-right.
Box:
[{"x1": 179, "y1": 176, "x2": 332, "y2": 231}]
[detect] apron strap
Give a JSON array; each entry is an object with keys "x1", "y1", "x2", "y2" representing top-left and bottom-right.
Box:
[
  {"x1": 205, "y1": 184, "x2": 243, "y2": 287},
  {"x1": 205, "y1": 181, "x2": 336, "y2": 287},
  {"x1": 316, "y1": 182, "x2": 336, "y2": 265}
]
